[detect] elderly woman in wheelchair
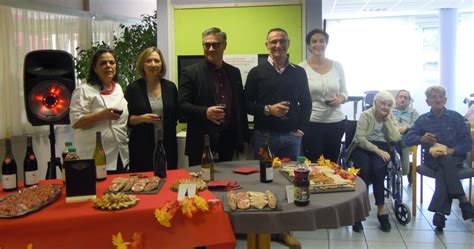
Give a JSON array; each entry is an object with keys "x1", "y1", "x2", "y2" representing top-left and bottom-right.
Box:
[{"x1": 345, "y1": 91, "x2": 401, "y2": 233}]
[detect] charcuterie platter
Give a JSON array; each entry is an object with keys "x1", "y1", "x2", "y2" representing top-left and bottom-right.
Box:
[
  {"x1": 105, "y1": 175, "x2": 164, "y2": 195},
  {"x1": 223, "y1": 190, "x2": 281, "y2": 212},
  {"x1": 0, "y1": 184, "x2": 61, "y2": 218}
]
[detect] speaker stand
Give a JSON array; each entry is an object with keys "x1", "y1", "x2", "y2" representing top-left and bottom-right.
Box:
[{"x1": 45, "y1": 124, "x2": 62, "y2": 180}]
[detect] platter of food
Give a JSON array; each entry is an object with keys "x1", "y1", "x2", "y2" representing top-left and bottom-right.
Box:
[
  {"x1": 224, "y1": 190, "x2": 281, "y2": 212},
  {"x1": 170, "y1": 178, "x2": 207, "y2": 192},
  {"x1": 106, "y1": 175, "x2": 164, "y2": 194},
  {"x1": 280, "y1": 164, "x2": 356, "y2": 194},
  {"x1": 94, "y1": 192, "x2": 139, "y2": 211},
  {"x1": 0, "y1": 184, "x2": 62, "y2": 218}
]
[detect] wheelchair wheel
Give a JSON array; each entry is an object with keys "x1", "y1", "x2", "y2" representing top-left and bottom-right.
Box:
[{"x1": 394, "y1": 203, "x2": 411, "y2": 225}]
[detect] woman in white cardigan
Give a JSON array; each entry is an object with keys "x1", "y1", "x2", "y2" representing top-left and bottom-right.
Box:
[{"x1": 299, "y1": 28, "x2": 348, "y2": 163}]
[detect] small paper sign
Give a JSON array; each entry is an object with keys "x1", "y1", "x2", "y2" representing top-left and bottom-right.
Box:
[
  {"x1": 286, "y1": 185, "x2": 294, "y2": 203},
  {"x1": 64, "y1": 159, "x2": 96, "y2": 203},
  {"x1": 177, "y1": 184, "x2": 197, "y2": 201}
]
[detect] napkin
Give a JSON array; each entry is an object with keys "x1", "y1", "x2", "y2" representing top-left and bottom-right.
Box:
[
  {"x1": 206, "y1": 180, "x2": 241, "y2": 191},
  {"x1": 232, "y1": 167, "x2": 260, "y2": 174}
]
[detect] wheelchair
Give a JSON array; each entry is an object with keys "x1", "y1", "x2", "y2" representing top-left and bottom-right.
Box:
[{"x1": 339, "y1": 119, "x2": 411, "y2": 225}]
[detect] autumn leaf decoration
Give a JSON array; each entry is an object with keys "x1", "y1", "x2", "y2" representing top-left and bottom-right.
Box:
[
  {"x1": 154, "y1": 195, "x2": 213, "y2": 227},
  {"x1": 154, "y1": 200, "x2": 179, "y2": 227},
  {"x1": 112, "y1": 232, "x2": 144, "y2": 249},
  {"x1": 112, "y1": 232, "x2": 130, "y2": 249}
]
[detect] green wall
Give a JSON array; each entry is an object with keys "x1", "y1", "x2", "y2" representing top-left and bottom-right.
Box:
[
  {"x1": 174, "y1": 4, "x2": 303, "y2": 68},
  {"x1": 174, "y1": 4, "x2": 302, "y2": 131}
]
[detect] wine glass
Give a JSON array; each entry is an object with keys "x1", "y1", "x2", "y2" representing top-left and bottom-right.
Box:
[
  {"x1": 280, "y1": 101, "x2": 290, "y2": 119},
  {"x1": 217, "y1": 103, "x2": 227, "y2": 124},
  {"x1": 323, "y1": 92, "x2": 335, "y2": 108}
]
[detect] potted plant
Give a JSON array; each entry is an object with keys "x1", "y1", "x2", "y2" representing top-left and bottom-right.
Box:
[{"x1": 75, "y1": 11, "x2": 157, "y2": 89}]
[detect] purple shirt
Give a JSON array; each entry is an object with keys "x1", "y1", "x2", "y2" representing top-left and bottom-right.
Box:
[{"x1": 208, "y1": 62, "x2": 233, "y2": 128}]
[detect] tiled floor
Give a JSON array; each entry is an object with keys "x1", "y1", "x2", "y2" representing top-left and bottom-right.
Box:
[{"x1": 235, "y1": 176, "x2": 474, "y2": 249}]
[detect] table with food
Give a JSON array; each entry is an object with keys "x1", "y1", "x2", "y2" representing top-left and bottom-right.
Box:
[{"x1": 0, "y1": 170, "x2": 236, "y2": 249}]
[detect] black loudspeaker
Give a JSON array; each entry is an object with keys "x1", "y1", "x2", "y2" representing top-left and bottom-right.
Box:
[{"x1": 24, "y1": 50, "x2": 75, "y2": 126}]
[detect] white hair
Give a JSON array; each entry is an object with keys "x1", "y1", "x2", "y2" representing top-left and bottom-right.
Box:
[{"x1": 373, "y1": 91, "x2": 394, "y2": 106}]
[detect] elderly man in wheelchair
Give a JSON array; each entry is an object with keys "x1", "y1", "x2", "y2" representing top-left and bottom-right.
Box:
[
  {"x1": 345, "y1": 91, "x2": 406, "y2": 233},
  {"x1": 392, "y1": 90, "x2": 419, "y2": 183}
]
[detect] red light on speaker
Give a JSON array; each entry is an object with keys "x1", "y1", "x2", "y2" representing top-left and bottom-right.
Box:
[{"x1": 28, "y1": 80, "x2": 71, "y2": 122}]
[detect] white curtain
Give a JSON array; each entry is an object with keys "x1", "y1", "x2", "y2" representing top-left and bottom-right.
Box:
[{"x1": 0, "y1": 5, "x2": 122, "y2": 139}]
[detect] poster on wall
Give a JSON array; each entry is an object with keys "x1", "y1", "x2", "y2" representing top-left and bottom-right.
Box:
[{"x1": 223, "y1": 54, "x2": 258, "y2": 86}]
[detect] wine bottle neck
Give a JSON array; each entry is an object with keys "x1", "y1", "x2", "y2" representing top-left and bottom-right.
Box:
[{"x1": 5, "y1": 139, "x2": 13, "y2": 156}]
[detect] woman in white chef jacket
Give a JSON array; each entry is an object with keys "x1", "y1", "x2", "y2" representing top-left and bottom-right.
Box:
[{"x1": 69, "y1": 47, "x2": 129, "y2": 173}]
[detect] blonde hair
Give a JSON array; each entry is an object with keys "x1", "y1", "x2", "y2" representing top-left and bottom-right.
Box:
[
  {"x1": 373, "y1": 91, "x2": 395, "y2": 106},
  {"x1": 135, "y1": 47, "x2": 166, "y2": 78}
]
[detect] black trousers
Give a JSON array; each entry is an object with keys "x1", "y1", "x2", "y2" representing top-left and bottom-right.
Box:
[
  {"x1": 350, "y1": 142, "x2": 391, "y2": 206},
  {"x1": 302, "y1": 120, "x2": 345, "y2": 162},
  {"x1": 426, "y1": 156, "x2": 465, "y2": 215}
]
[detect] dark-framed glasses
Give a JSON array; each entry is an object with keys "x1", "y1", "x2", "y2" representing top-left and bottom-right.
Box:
[{"x1": 202, "y1": 42, "x2": 222, "y2": 49}]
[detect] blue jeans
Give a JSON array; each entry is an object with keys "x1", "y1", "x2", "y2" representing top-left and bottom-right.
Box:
[{"x1": 252, "y1": 129, "x2": 302, "y2": 160}]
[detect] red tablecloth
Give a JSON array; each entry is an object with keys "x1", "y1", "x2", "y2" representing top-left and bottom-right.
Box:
[{"x1": 0, "y1": 170, "x2": 236, "y2": 249}]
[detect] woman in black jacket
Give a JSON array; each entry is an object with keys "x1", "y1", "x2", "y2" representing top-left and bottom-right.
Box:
[{"x1": 125, "y1": 47, "x2": 178, "y2": 172}]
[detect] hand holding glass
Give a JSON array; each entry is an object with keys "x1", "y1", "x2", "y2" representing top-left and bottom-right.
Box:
[
  {"x1": 217, "y1": 103, "x2": 227, "y2": 124},
  {"x1": 280, "y1": 101, "x2": 290, "y2": 119}
]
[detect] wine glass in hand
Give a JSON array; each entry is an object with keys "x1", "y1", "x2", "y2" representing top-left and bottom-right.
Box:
[
  {"x1": 280, "y1": 101, "x2": 290, "y2": 119},
  {"x1": 217, "y1": 103, "x2": 227, "y2": 124}
]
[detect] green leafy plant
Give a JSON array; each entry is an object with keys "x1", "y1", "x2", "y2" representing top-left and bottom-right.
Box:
[{"x1": 75, "y1": 11, "x2": 157, "y2": 88}]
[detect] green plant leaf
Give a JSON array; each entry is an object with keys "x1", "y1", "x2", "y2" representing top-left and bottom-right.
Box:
[{"x1": 75, "y1": 10, "x2": 157, "y2": 89}]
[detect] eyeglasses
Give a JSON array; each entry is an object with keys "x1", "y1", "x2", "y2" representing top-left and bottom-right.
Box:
[
  {"x1": 268, "y1": 39, "x2": 289, "y2": 46},
  {"x1": 202, "y1": 42, "x2": 222, "y2": 49}
]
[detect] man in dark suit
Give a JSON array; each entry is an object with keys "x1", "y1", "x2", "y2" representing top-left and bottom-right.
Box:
[{"x1": 178, "y1": 27, "x2": 250, "y2": 166}]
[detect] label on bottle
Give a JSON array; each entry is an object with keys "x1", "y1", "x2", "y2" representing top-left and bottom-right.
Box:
[
  {"x1": 96, "y1": 164, "x2": 107, "y2": 180},
  {"x1": 29, "y1": 154, "x2": 35, "y2": 161},
  {"x1": 2, "y1": 174, "x2": 17, "y2": 189},
  {"x1": 265, "y1": 167, "x2": 273, "y2": 181},
  {"x1": 294, "y1": 186, "x2": 310, "y2": 202},
  {"x1": 201, "y1": 168, "x2": 211, "y2": 181},
  {"x1": 25, "y1": 171, "x2": 38, "y2": 186}
]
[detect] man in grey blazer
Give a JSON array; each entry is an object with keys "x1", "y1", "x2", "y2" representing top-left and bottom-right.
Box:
[{"x1": 178, "y1": 27, "x2": 249, "y2": 166}]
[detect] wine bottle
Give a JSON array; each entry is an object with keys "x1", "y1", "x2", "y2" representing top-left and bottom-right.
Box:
[
  {"x1": 2, "y1": 138, "x2": 18, "y2": 191},
  {"x1": 294, "y1": 156, "x2": 310, "y2": 206},
  {"x1": 259, "y1": 133, "x2": 273, "y2": 183},
  {"x1": 200, "y1": 134, "x2": 214, "y2": 181},
  {"x1": 23, "y1": 135, "x2": 38, "y2": 187},
  {"x1": 93, "y1": 132, "x2": 107, "y2": 181},
  {"x1": 153, "y1": 131, "x2": 167, "y2": 178}
]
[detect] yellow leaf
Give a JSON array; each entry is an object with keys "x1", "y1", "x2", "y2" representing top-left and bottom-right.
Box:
[
  {"x1": 193, "y1": 195, "x2": 209, "y2": 212},
  {"x1": 154, "y1": 207, "x2": 174, "y2": 227},
  {"x1": 27, "y1": 243, "x2": 33, "y2": 249},
  {"x1": 347, "y1": 167, "x2": 361, "y2": 175},
  {"x1": 112, "y1": 232, "x2": 131, "y2": 249},
  {"x1": 181, "y1": 198, "x2": 198, "y2": 218},
  {"x1": 272, "y1": 157, "x2": 281, "y2": 167}
]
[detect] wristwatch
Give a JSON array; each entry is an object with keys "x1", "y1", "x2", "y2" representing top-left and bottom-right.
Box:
[{"x1": 264, "y1": 105, "x2": 271, "y2": 116}]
